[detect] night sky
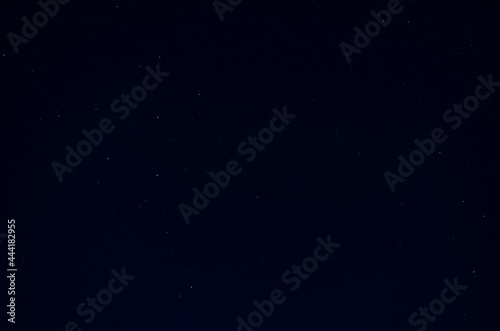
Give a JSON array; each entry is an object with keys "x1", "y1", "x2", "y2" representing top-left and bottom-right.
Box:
[{"x1": 2, "y1": 0, "x2": 500, "y2": 330}]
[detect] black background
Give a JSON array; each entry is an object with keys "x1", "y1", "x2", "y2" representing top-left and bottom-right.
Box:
[{"x1": 2, "y1": 0, "x2": 499, "y2": 330}]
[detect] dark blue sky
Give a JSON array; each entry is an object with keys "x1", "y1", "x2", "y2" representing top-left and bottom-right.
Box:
[{"x1": 2, "y1": 0, "x2": 499, "y2": 330}]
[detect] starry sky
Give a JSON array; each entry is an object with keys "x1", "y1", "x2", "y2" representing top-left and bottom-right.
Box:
[{"x1": 2, "y1": 0, "x2": 500, "y2": 330}]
